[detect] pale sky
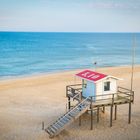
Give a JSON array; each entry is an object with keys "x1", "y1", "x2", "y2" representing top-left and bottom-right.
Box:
[{"x1": 0, "y1": 0, "x2": 140, "y2": 32}]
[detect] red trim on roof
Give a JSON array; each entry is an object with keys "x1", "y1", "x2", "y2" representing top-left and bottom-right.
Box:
[{"x1": 76, "y1": 70, "x2": 107, "y2": 82}]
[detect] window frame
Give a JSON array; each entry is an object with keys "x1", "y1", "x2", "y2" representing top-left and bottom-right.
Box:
[
  {"x1": 83, "y1": 79, "x2": 87, "y2": 88},
  {"x1": 104, "y1": 81, "x2": 110, "y2": 91}
]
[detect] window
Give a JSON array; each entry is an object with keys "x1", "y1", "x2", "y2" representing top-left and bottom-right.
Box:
[{"x1": 104, "y1": 81, "x2": 110, "y2": 91}]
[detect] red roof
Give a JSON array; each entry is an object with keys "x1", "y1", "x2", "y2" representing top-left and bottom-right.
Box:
[{"x1": 76, "y1": 70, "x2": 107, "y2": 82}]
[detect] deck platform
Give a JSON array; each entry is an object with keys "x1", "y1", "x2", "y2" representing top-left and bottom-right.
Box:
[{"x1": 66, "y1": 84, "x2": 134, "y2": 108}]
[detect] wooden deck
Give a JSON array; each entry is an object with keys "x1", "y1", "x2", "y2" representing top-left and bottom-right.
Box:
[
  {"x1": 66, "y1": 84, "x2": 134, "y2": 108},
  {"x1": 91, "y1": 96, "x2": 131, "y2": 107}
]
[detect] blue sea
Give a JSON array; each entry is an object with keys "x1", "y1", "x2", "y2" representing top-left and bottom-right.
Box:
[{"x1": 0, "y1": 32, "x2": 140, "y2": 79}]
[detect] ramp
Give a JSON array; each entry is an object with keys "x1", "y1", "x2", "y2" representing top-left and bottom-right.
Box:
[{"x1": 45, "y1": 97, "x2": 89, "y2": 138}]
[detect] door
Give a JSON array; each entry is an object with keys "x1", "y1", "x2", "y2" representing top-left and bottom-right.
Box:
[{"x1": 82, "y1": 80, "x2": 95, "y2": 100}]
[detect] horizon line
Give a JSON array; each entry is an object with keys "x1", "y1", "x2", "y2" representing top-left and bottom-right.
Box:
[{"x1": 0, "y1": 31, "x2": 140, "y2": 33}]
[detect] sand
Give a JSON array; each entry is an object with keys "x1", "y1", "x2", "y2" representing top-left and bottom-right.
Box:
[{"x1": 0, "y1": 66, "x2": 140, "y2": 140}]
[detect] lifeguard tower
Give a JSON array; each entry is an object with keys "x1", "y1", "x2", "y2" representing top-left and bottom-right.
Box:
[
  {"x1": 45, "y1": 70, "x2": 134, "y2": 138},
  {"x1": 76, "y1": 70, "x2": 119, "y2": 100}
]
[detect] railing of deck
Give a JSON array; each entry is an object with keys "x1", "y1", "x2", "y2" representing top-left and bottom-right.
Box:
[
  {"x1": 66, "y1": 84, "x2": 134, "y2": 104},
  {"x1": 118, "y1": 86, "x2": 134, "y2": 103},
  {"x1": 66, "y1": 84, "x2": 83, "y2": 100}
]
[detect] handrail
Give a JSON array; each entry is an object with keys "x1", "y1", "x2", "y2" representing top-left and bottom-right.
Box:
[
  {"x1": 67, "y1": 86, "x2": 82, "y2": 96},
  {"x1": 118, "y1": 90, "x2": 130, "y2": 94},
  {"x1": 67, "y1": 84, "x2": 82, "y2": 87},
  {"x1": 67, "y1": 84, "x2": 133, "y2": 103},
  {"x1": 118, "y1": 92, "x2": 133, "y2": 96},
  {"x1": 118, "y1": 86, "x2": 133, "y2": 92},
  {"x1": 67, "y1": 87, "x2": 82, "y2": 92}
]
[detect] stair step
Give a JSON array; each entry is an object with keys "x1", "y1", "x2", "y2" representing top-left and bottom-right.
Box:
[
  {"x1": 46, "y1": 128, "x2": 54, "y2": 136},
  {"x1": 46, "y1": 127, "x2": 55, "y2": 136},
  {"x1": 64, "y1": 117, "x2": 71, "y2": 122},
  {"x1": 51, "y1": 125, "x2": 58, "y2": 131},
  {"x1": 56, "y1": 121, "x2": 64, "y2": 127},
  {"x1": 75, "y1": 108, "x2": 81, "y2": 112},
  {"x1": 54, "y1": 123, "x2": 62, "y2": 129},
  {"x1": 72, "y1": 109, "x2": 79, "y2": 113},
  {"x1": 78, "y1": 106, "x2": 84, "y2": 109},
  {"x1": 49, "y1": 126, "x2": 56, "y2": 133},
  {"x1": 77, "y1": 108, "x2": 83, "y2": 111},
  {"x1": 71, "y1": 111, "x2": 79, "y2": 116},
  {"x1": 58, "y1": 116, "x2": 68, "y2": 123},
  {"x1": 66, "y1": 115, "x2": 72, "y2": 120},
  {"x1": 68, "y1": 113, "x2": 75, "y2": 117},
  {"x1": 60, "y1": 118, "x2": 68, "y2": 124},
  {"x1": 79, "y1": 104, "x2": 86, "y2": 107}
]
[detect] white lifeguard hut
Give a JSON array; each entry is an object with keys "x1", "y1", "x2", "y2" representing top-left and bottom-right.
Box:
[{"x1": 76, "y1": 70, "x2": 120, "y2": 100}]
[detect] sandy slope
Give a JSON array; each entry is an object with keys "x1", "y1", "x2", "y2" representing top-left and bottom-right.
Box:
[{"x1": 0, "y1": 66, "x2": 140, "y2": 140}]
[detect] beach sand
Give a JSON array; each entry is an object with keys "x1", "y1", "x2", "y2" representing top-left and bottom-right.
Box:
[{"x1": 0, "y1": 66, "x2": 140, "y2": 140}]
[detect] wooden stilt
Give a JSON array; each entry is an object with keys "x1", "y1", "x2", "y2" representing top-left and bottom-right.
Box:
[
  {"x1": 102, "y1": 106, "x2": 105, "y2": 113},
  {"x1": 90, "y1": 97, "x2": 93, "y2": 130},
  {"x1": 97, "y1": 107, "x2": 99, "y2": 123},
  {"x1": 110, "y1": 105, "x2": 113, "y2": 127},
  {"x1": 42, "y1": 122, "x2": 44, "y2": 130},
  {"x1": 79, "y1": 116, "x2": 81, "y2": 126},
  {"x1": 114, "y1": 105, "x2": 117, "y2": 120},
  {"x1": 68, "y1": 97, "x2": 71, "y2": 110},
  {"x1": 128, "y1": 102, "x2": 131, "y2": 124}
]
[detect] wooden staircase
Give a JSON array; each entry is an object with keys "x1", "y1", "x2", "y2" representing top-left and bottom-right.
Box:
[{"x1": 45, "y1": 97, "x2": 90, "y2": 138}]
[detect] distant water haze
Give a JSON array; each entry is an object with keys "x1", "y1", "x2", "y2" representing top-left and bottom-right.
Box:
[{"x1": 0, "y1": 32, "x2": 140, "y2": 79}]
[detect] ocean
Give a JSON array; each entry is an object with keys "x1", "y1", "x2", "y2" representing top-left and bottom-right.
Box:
[{"x1": 0, "y1": 32, "x2": 140, "y2": 79}]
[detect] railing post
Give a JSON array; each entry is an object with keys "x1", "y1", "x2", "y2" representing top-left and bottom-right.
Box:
[
  {"x1": 132, "y1": 91, "x2": 134, "y2": 103},
  {"x1": 117, "y1": 86, "x2": 119, "y2": 92},
  {"x1": 79, "y1": 91, "x2": 82, "y2": 102},
  {"x1": 79, "y1": 92, "x2": 82, "y2": 126},
  {"x1": 117, "y1": 86, "x2": 120, "y2": 93},
  {"x1": 68, "y1": 97, "x2": 71, "y2": 110},
  {"x1": 90, "y1": 96, "x2": 93, "y2": 130},
  {"x1": 97, "y1": 107, "x2": 99, "y2": 123},
  {"x1": 66, "y1": 86, "x2": 68, "y2": 97},
  {"x1": 114, "y1": 105, "x2": 117, "y2": 120}
]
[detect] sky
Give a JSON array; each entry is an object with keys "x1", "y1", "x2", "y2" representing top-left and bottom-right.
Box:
[{"x1": 0, "y1": 0, "x2": 140, "y2": 32}]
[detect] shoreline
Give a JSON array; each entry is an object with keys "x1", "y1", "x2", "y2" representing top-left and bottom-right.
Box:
[
  {"x1": 0, "y1": 64, "x2": 139, "y2": 83},
  {"x1": 0, "y1": 65, "x2": 140, "y2": 92}
]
